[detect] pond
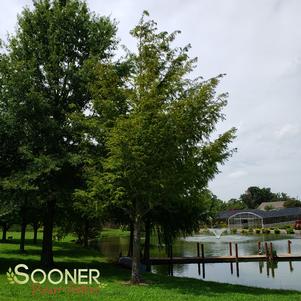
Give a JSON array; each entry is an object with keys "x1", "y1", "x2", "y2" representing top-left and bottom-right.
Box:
[{"x1": 94, "y1": 232, "x2": 301, "y2": 291}]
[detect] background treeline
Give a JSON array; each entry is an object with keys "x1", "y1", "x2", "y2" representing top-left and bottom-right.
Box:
[{"x1": 208, "y1": 186, "x2": 301, "y2": 217}]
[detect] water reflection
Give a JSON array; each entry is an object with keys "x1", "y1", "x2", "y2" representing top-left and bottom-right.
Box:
[
  {"x1": 152, "y1": 259, "x2": 301, "y2": 291},
  {"x1": 96, "y1": 233, "x2": 301, "y2": 291}
]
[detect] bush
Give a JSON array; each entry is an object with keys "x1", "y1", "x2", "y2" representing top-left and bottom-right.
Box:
[
  {"x1": 241, "y1": 229, "x2": 247, "y2": 234},
  {"x1": 262, "y1": 228, "x2": 270, "y2": 234},
  {"x1": 219, "y1": 222, "x2": 228, "y2": 228},
  {"x1": 231, "y1": 228, "x2": 237, "y2": 234},
  {"x1": 278, "y1": 225, "x2": 286, "y2": 229},
  {"x1": 248, "y1": 228, "x2": 254, "y2": 233},
  {"x1": 255, "y1": 229, "x2": 261, "y2": 234},
  {"x1": 286, "y1": 228, "x2": 295, "y2": 234},
  {"x1": 278, "y1": 224, "x2": 293, "y2": 230},
  {"x1": 274, "y1": 228, "x2": 280, "y2": 234}
]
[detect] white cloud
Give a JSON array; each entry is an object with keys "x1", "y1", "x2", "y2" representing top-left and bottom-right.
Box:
[
  {"x1": 228, "y1": 170, "x2": 248, "y2": 179},
  {"x1": 275, "y1": 124, "x2": 301, "y2": 139}
]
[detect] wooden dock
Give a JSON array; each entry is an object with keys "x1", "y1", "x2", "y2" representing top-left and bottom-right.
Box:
[{"x1": 144, "y1": 254, "x2": 301, "y2": 265}]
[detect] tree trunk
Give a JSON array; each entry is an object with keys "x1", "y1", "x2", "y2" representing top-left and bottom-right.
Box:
[
  {"x1": 41, "y1": 200, "x2": 55, "y2": 268},
  {"x1": 33, "y1": 222, "x2": 38, "y2": 244},
  {"x1": 144, "y1": 218, "x2": 151, "y2": 272},
  {"x1": 83, "y1": 219, "x2": 89, "y2": 248},
  {"x1": 131, "y1": 216, "x2": 142, "y2": 284},
  {"x1": 2, "y1": 223, "x2": 8, "y2": 242},
  {"x1": 20, "y1": 221, "x2": 27, "y2": 253},
  {"x1": 127, "y1": 223, "x2": 134, "y2": 257}
]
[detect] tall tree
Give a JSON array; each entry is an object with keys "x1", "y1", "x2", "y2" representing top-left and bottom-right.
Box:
[
  {"x1": 101, "y1": 12, "x2": 236, "y2": 283},
  {"x1": 0, "y1": 0, "x2": 116, "y2": 267},
  {"x1": 240, "y1": 186, "x2": 275, "y2": 209}
]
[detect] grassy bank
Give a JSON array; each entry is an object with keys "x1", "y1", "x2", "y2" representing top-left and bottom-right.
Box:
[{"x1": 0, "y1": 230, "x2": 300, "y2": 301}]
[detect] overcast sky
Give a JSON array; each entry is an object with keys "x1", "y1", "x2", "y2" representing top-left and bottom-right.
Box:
[{"x1": 1, "y1": 0, "x2": 300, "y2": 201}]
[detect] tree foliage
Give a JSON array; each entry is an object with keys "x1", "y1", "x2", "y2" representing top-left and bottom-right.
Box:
[
  {"x1": 0, "y1": 0, "x2": 117, "y2": 265},
  {"x1": 98, "y1": 12, "x2": 236, "y2": 283}
]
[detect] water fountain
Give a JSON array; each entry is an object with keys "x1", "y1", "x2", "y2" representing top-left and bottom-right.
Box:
[
  {"x1": 182, "y1": 228, "x2": 257, "y2": 243},
  {"x1": 208, "y1": 228, "x2": 228, "y2": 239}
]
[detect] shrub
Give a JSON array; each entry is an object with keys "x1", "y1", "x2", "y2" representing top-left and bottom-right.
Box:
[
  {"x1": 241, "y1": 229, "x2": 247, "y2": 234},
  {"x1": 262, "y1": 228, "x2": 270, "y2": 234},
  {"x1": 248, "y1": 228, "x2": 253, "y2": 233},
  {"x1": 274, "y1": 228, "x2": 280, "y2": 234},
  {"x1": 231, "y1": 228, "x2": 237, "y2": 234},
  {"x1": 219, "y1": 222, "x2": 228, "y2": 228},
  {"x1": 286, "y1": 228, "x2": 295, "y2": 234},
  {"x1": 255, "y1": 229, "x2": 261, "y2": 234}
]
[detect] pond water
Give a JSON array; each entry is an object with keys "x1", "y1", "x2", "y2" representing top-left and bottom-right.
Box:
[{"x1": 94, "y1": 232, "x2": 301, "y2": 291}]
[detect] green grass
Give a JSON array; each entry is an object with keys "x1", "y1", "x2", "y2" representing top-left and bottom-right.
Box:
[
  {"x1": 100, "y1": 227, "x2": 130, "y2": 238},
  {"x1": 0, "y1": 231, "x2": 300, "y2": 301}
]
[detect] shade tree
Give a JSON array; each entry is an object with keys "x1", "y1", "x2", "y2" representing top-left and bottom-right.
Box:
[
  {"x1": 98, "y1": 12, "x2": 236, "y2": 283},
  {"x1": 0, "y1": 0, "x2": 117, "y2": 267}
]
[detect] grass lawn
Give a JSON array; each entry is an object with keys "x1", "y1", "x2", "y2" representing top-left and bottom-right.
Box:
[
  {"x1": 0, "y1": 230, "x2": 300, "y2": 301},
  {"x1": 100, "y1": 227, "x2": 130, "y2": 238}
]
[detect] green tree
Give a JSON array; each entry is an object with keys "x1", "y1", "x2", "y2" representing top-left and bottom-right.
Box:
[
  {"x1": 71, "y1": 57, "x2": 130, "y2": 247},
  {"x1": 240, "y1": 187, "x2": 275, "y2": 209},
  {"x1": 225, "y1": 198, "x2": 246, "y2": 210},
  {"x1": 101, "y1": 12, "x2": 236, "y2": 283},
  {"x1": 0, "y1": 0, "x2": 116, "y2": 267},
  {"x1": 283, "y1": 198, "x2": 301, "y2": 208}
]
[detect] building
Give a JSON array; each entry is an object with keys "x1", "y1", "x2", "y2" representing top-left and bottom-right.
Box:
[
  {"x1": 257, "y1": 201, "x2": 285, "y2": 211},
  {"x1": 218, "y1": 207, "x2": 301, "y2": 229}
]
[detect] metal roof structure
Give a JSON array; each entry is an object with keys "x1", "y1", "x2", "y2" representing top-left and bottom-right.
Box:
[{"x1": 218, "y1": 207, "x2": 301, "y2": 220}]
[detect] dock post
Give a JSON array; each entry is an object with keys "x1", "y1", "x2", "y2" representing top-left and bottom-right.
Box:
[
  {"x1": 257, "y1": 241, "x2": 261, "y2": 254},
  {"x1": 201, "y1": 244, "x2": 205, "y2": 279},
  {"x1": 288, "y1": 240, "x2": 292, "y2": 254},
  {"x1": 197, "y1": 242, "x2": 201, "y2": 275},
  {"x1": 271, "y1": 264, "x2": 275, "y2": 278},
  {"x1": 289, "y1": 261, "x2": 294, "y2": 272},
  {"x1": 259, "y1": 261, "x2": 263, "y2": 274},
  {"x1": 229, "y1": 242, "x2": 233, "y2": 256},
  {"x1": 168, "y1": 244, "x2": 173, "y2": 276},
  {"x1": 269, "y1": 242, "x2": 273, "y2": 260},
  {"x1": 236, "y1": 261, "x2": 240, "y2": 278},
  {"x1": 235, "y1": 243, "x2": 239, "y2": 277},
  {"x1": 235, "y1": 243, "x2": 238, "y2": 261},
  {"x1": 229, "y1": 242, "x2": 233, "y2": 274},
  {"x1": 264, "y1": 242, "x2": 268, "y2": 259}
]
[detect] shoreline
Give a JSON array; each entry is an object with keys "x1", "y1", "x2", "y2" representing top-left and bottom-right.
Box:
[{"x1": 0, "y1": 230, "x2": 301, "y2": 300}]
